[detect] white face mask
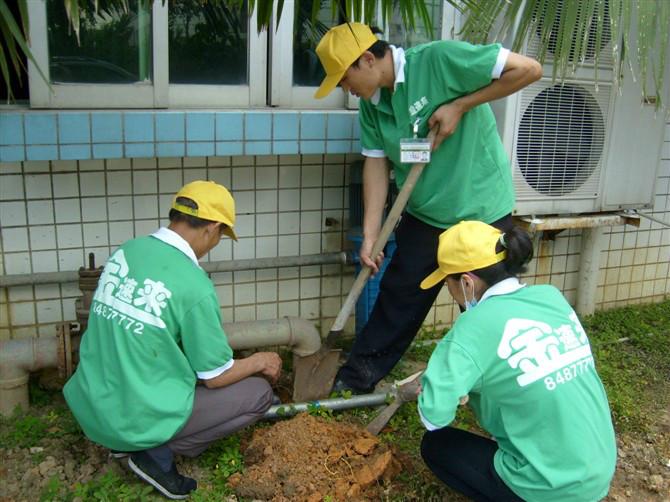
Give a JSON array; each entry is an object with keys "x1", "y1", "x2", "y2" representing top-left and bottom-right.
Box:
[{"x1": 460, "y1": 278, "x2": 478, "y2": 311}]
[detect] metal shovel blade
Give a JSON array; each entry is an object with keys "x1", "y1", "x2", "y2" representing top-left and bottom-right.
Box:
[
  {"x1": 365, "y1": 370, "x2": 423, "y2": 436},
  {"x1": 366, "y1": 399, "x2": 403, "y2": 435},
  {"x1": 291, "y1": 349, "x2": 342, "y2": 402}
]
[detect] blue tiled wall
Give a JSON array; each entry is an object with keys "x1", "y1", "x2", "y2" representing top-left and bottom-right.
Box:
[{"x1": 0, "y1": 110, "x2": 361, "y2": 162}]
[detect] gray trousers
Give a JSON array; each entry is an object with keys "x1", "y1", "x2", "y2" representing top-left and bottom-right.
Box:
[{"x1": 158, "y1": 376, "x2": 273, "y2": 459}]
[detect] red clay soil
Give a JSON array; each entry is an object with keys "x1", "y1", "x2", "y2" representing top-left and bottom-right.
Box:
[{"x1": 230, "y1": 413, "x2": 402, "y2": 501}]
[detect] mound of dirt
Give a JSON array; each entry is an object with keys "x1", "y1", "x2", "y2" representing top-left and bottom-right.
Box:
[{"x1": 232, "y1": 413, "x2": 401, "y2": 501}]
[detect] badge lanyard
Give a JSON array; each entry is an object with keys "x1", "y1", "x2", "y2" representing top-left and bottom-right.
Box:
[{"x1": 399, "y1": 118, "x2": 431, "y2": 164}]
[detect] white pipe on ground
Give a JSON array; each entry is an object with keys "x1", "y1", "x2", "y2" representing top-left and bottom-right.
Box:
[{"x1": 0, "y1": 317, "x2": 321, "y2": 416}]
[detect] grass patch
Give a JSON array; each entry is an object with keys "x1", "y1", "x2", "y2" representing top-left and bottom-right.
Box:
[
  {"x1": 585, "y1": 301, "x2": 670, "y2": 433},
  {"x1": 1, "y1": 412, "x2": 49, "y2": 449}
]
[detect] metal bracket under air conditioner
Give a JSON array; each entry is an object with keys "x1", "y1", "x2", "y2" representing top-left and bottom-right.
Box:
[{"x1": 514, "y1": 211, "x2": 641, "y2": 233}]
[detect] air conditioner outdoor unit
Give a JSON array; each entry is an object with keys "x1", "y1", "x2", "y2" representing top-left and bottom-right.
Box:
[{"x1": 490, "y1": 1, "x2": 666, "y2": 216}]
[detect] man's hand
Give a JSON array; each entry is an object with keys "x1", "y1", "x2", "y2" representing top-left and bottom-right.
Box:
[
  {"x1": 360, "y1": 236, "x2": 384, "y2": 275},
  {"x1": 252, "y1": 352, "x2": 282, "y2": 384},
  {"x1": 459, "y1": 395, "x2": 469, "y2": 406},
  {"x1": 428, "y1": 101, "x2": 466, "y2": 151}
]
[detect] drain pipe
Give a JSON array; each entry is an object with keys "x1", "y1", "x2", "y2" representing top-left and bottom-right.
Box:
[
  {"x1": 0, "y1": 336, "x2": 59, "y2": 416},
  {"x1": 0, "y1": 252, "x2": 351, "y2": 288},
  {"x1": 0, "y1": 317, "x2": 322, "y2": 416},
  {"x1": 225, "y1": 318, "x2": 321, "y2": 357}
]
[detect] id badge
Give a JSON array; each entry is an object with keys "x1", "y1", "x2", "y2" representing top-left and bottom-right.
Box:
[{"x1": 400, "y1": 138, "x2": 431, "y2": 164}]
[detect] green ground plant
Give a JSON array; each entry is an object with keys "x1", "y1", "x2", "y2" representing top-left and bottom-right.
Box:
[
  {"x1": 2, "y1": 410, "x2": 49, "y2": 449},
  {"x1": 585, "y1": 301, "x2": 670, "y2": 433},
  {"x1": 307, "y1": 402, "x2": 335, "y2": 419},
  {"x1": 72, "y1": 471, "x2": 155, "y2": 502}
]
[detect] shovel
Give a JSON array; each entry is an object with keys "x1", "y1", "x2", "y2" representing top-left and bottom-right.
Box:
[
  {"x1": 366, "y1": 370, "x2": 423, "y2": 435},
  {"x1": 292, "y1": 129, "x2": 436, "y2": 402}
]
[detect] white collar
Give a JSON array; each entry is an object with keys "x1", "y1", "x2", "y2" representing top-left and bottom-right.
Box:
[
  {"x1": 370, "y1": 45, "x2": 406, "y2": 105},
  {"x1": 479, "y1": 277, "x2": 526, "y2": 304},
  {"x1": 151, "y1": 227, "x2": 200, "y2": 268}
]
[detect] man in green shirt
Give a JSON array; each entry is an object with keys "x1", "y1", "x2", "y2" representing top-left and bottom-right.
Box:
[
  {"x1": 314, "y1": 23, "x2": 542, "y2": 394},
  {"x1": 64, "y1": 181, "x2": 282, "y2": 500},
  {"x1": 417, "y1": 221, "x2": 616, "y2": 501}
]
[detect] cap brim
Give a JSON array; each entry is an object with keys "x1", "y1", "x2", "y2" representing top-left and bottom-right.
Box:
[
  {"x1": 222, "y1": 227, "x2": 238, "y2": 241},
  {"x1": 420, "y1": 269, "x2": 447, "y2": 290},
  {"x1": 314, "y1": 72, "x2": 345, "y2": 99}
]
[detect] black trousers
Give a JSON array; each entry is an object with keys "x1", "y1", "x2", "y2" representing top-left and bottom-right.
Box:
[
  {"x1": 421, "y1": 427, "x2": 524, "y2": 502},
  {"x1": 336, "y1": 212, "x2": 513, "y2": 392}
]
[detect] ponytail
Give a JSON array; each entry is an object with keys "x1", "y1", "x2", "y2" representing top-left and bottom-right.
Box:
[
  {"x1": 472, "y1": 226, "x2": 533, "y2": 285},
  {"x1": 499, "y1": 226, "x2": 534, "y2": 276}
]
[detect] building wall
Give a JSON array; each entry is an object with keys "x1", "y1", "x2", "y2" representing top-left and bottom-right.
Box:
[{"x1": 1, "y1": 121, "x2": 669, "y2": 341}]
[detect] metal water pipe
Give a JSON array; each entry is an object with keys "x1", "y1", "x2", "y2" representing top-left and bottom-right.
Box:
[
  {"x1": 263, "y1": 392, "x2": 390, "y2": 419},
  {"x1": 0, "y1": 252, "x2": 351, "y2": 288}
]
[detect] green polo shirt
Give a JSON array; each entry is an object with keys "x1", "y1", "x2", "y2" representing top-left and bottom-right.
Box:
[
  {"x1": 418, "y1": 281, "x2": 617, "y2": 501},
  {"x1": 359, "y1": 40, "x2": 514, "y2": 228},
  {"x1": 64, "y1": 232, "x2": 233, "y2": 451}
]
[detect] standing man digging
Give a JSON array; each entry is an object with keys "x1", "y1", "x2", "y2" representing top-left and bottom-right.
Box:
[
  {"x1": 314, "y1": 23, "x2": 542, "y2": 394},
  {"x1": 64, "y1": 180, "x2": 282, "y2": 499}
]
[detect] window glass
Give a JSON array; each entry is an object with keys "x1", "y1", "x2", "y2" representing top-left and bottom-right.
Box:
[
  {"x1": 168, "y1": 1, "x2": 248, "y2": 85},
  {"x1": 47, "y1": 0, "x2": 152, "y2": 83},
  {"x1": 388, "y1": 0, "x2": 443, "y2": 47},
  {"x1": 293, "y1": 1, "x2": 343, "y2": 87}
]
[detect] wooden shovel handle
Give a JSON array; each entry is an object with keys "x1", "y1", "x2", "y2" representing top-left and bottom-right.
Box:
[{"x1": 327, "y1": 130, "x2": 436, "y2": 340}]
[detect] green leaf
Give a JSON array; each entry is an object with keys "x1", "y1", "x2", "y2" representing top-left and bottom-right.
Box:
[
  {"x1": 0, "y1": 10, "x2": 21, "y2": 78},
  {"x1": 275, "y1": 0, "x2": 285, "y2": 30},
  {"x1": 0, "y1": 43, "x2": 15, "y2": 101},
  {"x1": 63, "y1": 0, "x2": 81, "y2": 44},
  {"x1": 0, "y1": 0, "x2": 50, "y2": 93}
]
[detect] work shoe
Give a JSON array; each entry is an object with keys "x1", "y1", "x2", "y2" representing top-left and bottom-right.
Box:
[
  {"x1": 128, "y1": 451, "x2": 197, "y2": 500},
  {"x1": 110, "y1": 449, "x2": 129, "y2": 459},
  {"x1": 331, "y1": 378, "x2": 373, "y2": 396}
]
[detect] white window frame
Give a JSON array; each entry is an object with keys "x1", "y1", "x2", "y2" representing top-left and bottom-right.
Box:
[
  {"x1": 27, "y1": 0, "x2": 266, "y2": 108},
  {"x1": 269, "y1": 0, "x2": 452, "y2": 110},
  {"x1": 269, "y1": 0, "x2": 347, "y2": 109}
]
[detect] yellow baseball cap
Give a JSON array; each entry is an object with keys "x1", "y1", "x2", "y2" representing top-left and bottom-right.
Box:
[
  {"x1": 420, "y1": 221, "x2": 507, "y2": 290},
  {"x1": 172, "y1": 180, "x2": 237, "y2": 241},
  {"x1": 314, "y1": 23, "x2": 378, "y2": 99}
]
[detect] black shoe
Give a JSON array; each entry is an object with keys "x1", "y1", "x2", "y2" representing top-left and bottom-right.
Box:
[
  {"x1": 128, "y1": 451, "x2": 197, "y2": 500},
  {"x1": 110, "y1": 449, "x2": 129, "y2": 459},
  {"x1": 331, "y1": 378, "x2": 373, "y2": 396}
]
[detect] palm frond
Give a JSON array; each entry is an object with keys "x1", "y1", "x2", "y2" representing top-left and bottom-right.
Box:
[
  {"x1": 0, "y1": 0, "x2": 50, "y2": 100},
  {"x1": 448, "y1": 0, "x2": 670, "y2": 109}
]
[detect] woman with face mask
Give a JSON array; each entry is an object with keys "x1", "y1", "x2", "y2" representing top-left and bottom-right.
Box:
[{"x1": 417, "y1": 221, "x2": 616, "y2": 502}]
